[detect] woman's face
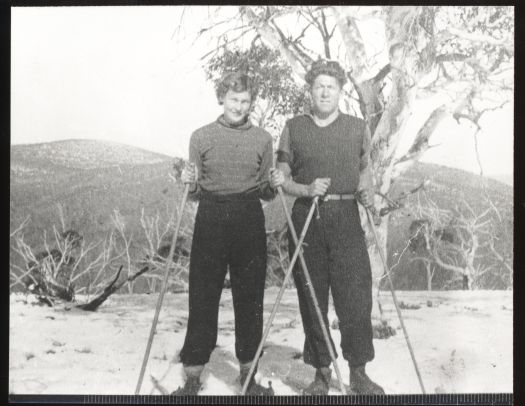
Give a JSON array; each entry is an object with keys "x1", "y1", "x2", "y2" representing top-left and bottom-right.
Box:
[{"x1": 221, "y1": 89, "x2": 252, "y2": 125}]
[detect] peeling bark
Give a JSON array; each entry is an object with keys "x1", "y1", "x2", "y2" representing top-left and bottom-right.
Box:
[{"x1": 332, "y1": 6, "x2": 368, "y2": 81}]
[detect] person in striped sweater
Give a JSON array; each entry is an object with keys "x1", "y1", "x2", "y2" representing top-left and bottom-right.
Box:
[{"x1": 173, "y1": 72, "x2": 277, "y2": 396}]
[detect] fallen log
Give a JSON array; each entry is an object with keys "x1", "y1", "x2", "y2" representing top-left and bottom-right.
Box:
[{"x1": 76, "y1": 265, "x2": 150, "y2": 311}]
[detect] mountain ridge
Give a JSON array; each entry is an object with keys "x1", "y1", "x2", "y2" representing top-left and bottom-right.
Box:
[
  {"x1": 11, "y1": 138, "x2": 513, "y2": 187},
  {"x1": 11, "y1": 139, "x2": 172, "y2": 172},
  {"x1": 10, "y1": 139, "x2": 513, "y2": 291}
]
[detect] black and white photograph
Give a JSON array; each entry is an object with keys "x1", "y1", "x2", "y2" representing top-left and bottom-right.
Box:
[{"x1": 10, "y1": 5, "x2": 513, "y2": 399}]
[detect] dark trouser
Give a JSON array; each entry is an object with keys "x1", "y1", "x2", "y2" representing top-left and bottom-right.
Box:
[
  {"x1": 289, "y1": 198, "x2": 374, "y2": 368},
  {"x1": 179, "y1": 197, "x2": 267, "y2": 366}
]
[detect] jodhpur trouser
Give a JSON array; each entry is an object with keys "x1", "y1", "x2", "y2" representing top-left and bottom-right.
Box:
[
  {"x1": 179, "y1": 195, "x2": 267, "y2": 366},
  {"x1": 289, "y1": 198, "x2": 375, "y2": 368}
]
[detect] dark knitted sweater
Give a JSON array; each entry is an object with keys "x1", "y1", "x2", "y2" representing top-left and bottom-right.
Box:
[
  {"x1": 189, "y1": 115, "x2": 275, "y2": 201},
  {"x1": 277, "y1": 112, "x2": 372, "y2": 194}
]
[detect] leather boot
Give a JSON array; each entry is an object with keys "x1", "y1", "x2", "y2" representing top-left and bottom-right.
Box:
[
  {"x1": 350, "y1": 364, "x2": 385, "y2": 395},
  {"x1": 239, "y1": 362, "x2": 274, "y2": 395},
  {"x1": 171, "y1": 364, "x2": 204, "y2": 395},
  {"x1": 303, "y1": 367, "x2": 332, "y2": 395}
]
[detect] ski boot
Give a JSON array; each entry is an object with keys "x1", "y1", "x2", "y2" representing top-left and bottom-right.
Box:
[
  {"x1": 239, "y1": 362, "x2": 274, "y2": 395},
  {"x1": 350, "y1": 364, "x2": 385, "y2": 395},
  {"x1": 171, "y1": 365, "x2": 204, "y2": 396},
  {"x1": 303, "y1": 367, "x2": 332, "y2": 395}
]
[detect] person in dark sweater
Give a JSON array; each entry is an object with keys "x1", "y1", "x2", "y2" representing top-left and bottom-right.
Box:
[
  {"x1": 270, "y1": 60, "x2": 385, "y2": 395},
  {"x1": 173, "y1": 72, "x2": 277, "y2": 396}
]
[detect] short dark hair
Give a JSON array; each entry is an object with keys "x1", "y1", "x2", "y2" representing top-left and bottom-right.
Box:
[
  {"x1": 216, "y1": 72, "x2": 257, "y2": 104},
  {"x1": 305, "y1": 60, "x2": 347, "y2": 88}
]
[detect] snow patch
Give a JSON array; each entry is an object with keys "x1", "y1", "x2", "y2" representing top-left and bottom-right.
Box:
[{"x1": 10, "y1": 289, "x2": 512, "y2": 395}]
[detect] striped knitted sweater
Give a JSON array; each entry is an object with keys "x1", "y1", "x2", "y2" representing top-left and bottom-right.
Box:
[{"x1": 188, "y1": 115, "x2": 275, "y2": 201}]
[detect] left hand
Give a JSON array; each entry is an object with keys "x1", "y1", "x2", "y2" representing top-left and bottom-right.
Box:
[
  {"x1": 270, "y1": 168, "x2": 285, "y2": 189},
  {"x1": 357, "y1": 189, "x2": 374, "y2": 208},
  {"x1": 181, "y1": 162, "x2": 197, "y2": 184}
]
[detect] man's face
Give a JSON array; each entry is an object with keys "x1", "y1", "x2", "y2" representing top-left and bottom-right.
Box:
[
  {"x1": 311, "y1": 74, "x2": 342, "y2": 116},
  {"x1": 221, "y1": 89, "x2": 252, "y2": 125}
]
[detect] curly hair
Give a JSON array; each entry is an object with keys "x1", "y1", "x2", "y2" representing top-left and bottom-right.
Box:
[
  {"x1": 215, "y1": 72, "x2": 257, "y2": 105},
  {"x1": 304, "y1": 59, "x2": 347, "y2": 88}
]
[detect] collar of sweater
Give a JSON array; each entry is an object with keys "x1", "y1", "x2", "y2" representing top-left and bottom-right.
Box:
[
  {"x1": 217, "y1": 114, "x2": 253, "y2": 131},
  {"x1": 306, "y1": 109, "x2": 342, "y2": 127}
]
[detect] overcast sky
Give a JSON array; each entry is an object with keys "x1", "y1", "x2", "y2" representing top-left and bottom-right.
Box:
[{"x1": 11, "y1": 6, "x2": 514, "y2": 178}]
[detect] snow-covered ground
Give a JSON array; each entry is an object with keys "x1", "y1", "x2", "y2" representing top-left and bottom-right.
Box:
[{"x1": 9, "y1": 289, "x2": 512, "y2": 395}]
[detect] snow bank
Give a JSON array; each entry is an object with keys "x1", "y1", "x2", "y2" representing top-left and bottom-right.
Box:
[{"x1": 9, "y1": 289, "x2": 512, "y2": 395}]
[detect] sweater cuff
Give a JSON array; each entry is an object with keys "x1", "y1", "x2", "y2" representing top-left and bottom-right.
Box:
[{"x1": 259, "y1": 183, "x2": 276, "y2": 201}]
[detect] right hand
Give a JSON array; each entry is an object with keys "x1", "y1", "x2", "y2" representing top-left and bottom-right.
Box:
[
  {"x1": 307, "y1": 178, "x2": 331, "y2": 197},
  {"x1": 357, "y1": 188, "x2": 374, "y2": 208},
  {"x1": 181, "y1": 162, "x2": 197, "y2": 184}
]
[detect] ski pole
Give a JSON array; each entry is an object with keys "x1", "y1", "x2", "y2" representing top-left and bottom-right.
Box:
[
  {"x1": 241, "y1": 195, "x2": 321, "y2": 395},
  {"x1": 364, "y1": 206, "x2": 426, "y2": 394},
  {"x1": 135, "y1": 182, "x2": 190, "y2": 395},
  {"x1": 277, "y1": 187, "x2": 347, "y2": 394}
]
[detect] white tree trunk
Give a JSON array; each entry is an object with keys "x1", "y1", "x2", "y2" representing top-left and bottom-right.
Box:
[
  {"x1": 238, "y1": 5, "x2": 475, "y2": 324},
  {"x1": 360, "y1": 205, "x2": 390, "y2": 323}
]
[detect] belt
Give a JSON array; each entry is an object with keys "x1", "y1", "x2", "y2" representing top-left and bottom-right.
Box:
[
  {"x1": 200, "y1": 191, "x2": 259, "y2": 202},
  {"x1": 322, "y1": 193, "x2": 355, "y2": 201},
  {"x1": 295, "y1": 194, "x2": 355, "y2": 206}
]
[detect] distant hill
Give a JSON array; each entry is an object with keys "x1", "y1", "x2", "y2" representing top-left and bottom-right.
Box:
[
  {"x1": 10, "y1": 140, "x2": 513, "y2": 291},
  {"x1": 386, "y1": 161, "x2": 513, "y2": 290},
  {"x1": 11, "y1": 139, "x2": 167, "y2": 170},
  {"x1": 11, "y1": 140, "x2": 181, "y2": 249},
  {"x1": 488, "y1": 173, "x2": 513, "y2": 186}
]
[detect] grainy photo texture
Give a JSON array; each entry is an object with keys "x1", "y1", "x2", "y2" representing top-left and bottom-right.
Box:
[{"x1": 10, "y1": 5, "x2": 513, "y2": 398}]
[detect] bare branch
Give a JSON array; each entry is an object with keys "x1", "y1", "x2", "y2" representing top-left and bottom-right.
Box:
[
  {"x1": 294, "y1": 20, "x2": 314, "y2": 43},
  {"x1": 240, "y1": 6, "x2": 310, "y2": 81},
  {"x1": 373, "y1": 64, "x2": 391, "y2": 84},
  {"x1": 10, "y1": 216, "x2": 30, "y2": 238},
  {"x1": 171, "y1": 6, "x2": 187, "y2": 40},
  {"x1": 10, "y1": 264, "x2": 37, "y2": 290},
  {"x1": 436, "y1": 53, "x2": 469, "y2": 63},
  {"x1": 394, "y1": 104, "x2": 448, "y2": 165},
  {"x1": 445, "y1": 26, "x2": 513, "y2": 53},
  {"x1": 488, "y1": 238, "x2": 513, "y2": 276},
  {"x1": 270, "y1": 19, "x2": 314, "y2": 68},
  {"x1": 431, "y1": 246, "x2": 465, "y2": 275}
]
